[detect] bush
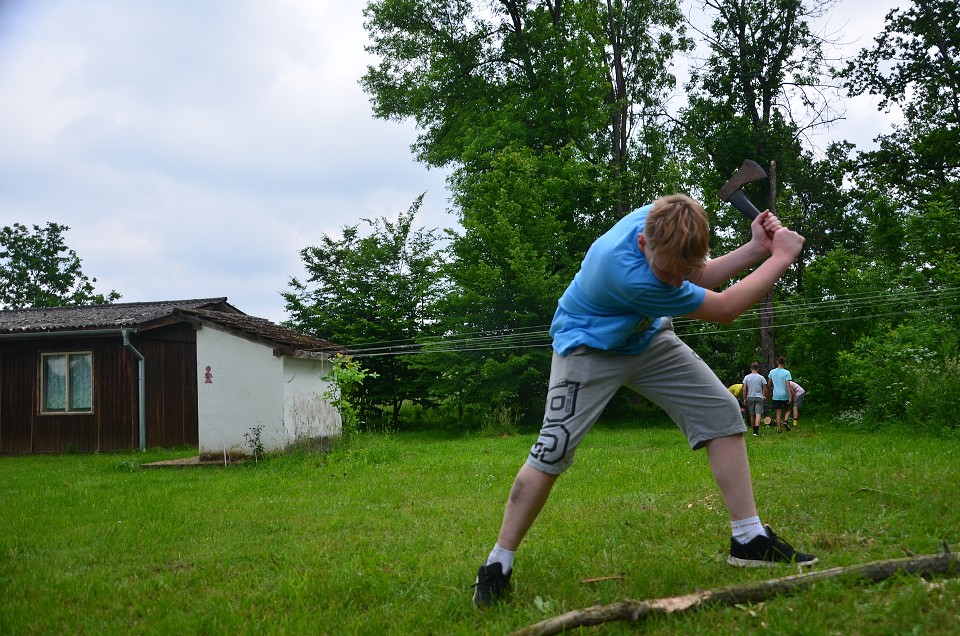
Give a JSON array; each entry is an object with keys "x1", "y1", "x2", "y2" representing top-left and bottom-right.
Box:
[
  {"x1": 907, "y1": 356, "x2": 960, "y2": 437},
  {"x1": 478, "y1": 405, "x2": 521, "y2": 437},
  {"x1": 836, "y1": 322, "x2": 952, "y2": 425}
]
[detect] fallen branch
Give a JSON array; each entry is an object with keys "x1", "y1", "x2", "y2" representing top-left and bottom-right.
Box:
[{"x1": 510, "y1": 551, "x2": 959, "y2": 636}]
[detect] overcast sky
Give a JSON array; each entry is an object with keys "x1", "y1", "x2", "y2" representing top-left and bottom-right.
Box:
[{"x1": 0, "y1": 0, "x2": 902, "y2": 323}]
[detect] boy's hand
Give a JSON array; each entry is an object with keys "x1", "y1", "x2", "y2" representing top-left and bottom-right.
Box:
[
  {"x1": 770, "y1": 226, "x2": 806, "y2": 261},
  {"x1": 751, "y1": 210, "x2": 804, "y2": 261},
  {"x1": 750, "y1": 209, "x2": 781, "y2": 241}
]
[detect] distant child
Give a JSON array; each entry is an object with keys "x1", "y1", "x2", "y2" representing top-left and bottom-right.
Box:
[
  {"x1": 742, "y1": 362, "x2": 767, "y2": 436},
  {"x1": 767, "y1": 357, "x2": 793, "y2": 433},
  {"x1": 728, "y1": 383, "x2": 747, "y2": 423},
  {"x1": 787, "y1": 380, "x2": 805, "y2": 426}
]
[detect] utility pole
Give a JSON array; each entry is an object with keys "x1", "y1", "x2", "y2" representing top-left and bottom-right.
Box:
[{"x1": 760, "y1": 160, "x2": 777, "y2": 372}]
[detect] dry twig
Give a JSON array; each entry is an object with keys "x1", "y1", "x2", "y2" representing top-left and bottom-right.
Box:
[{"x1": 579, "y1": 574, "x2": 625, "y2": 585}]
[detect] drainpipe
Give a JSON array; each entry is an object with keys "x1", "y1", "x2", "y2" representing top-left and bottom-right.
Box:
[{"x1": 122, "y1": 329, "x2": 146, "y2": 451}]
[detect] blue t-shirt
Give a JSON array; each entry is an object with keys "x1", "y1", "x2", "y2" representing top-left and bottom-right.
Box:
[
  {"x1": 768, "y1": 367, "x2": 792, "y2": 401},
  {"x1": 550, "y1": 204, "x2": 706, "y2": 356}
]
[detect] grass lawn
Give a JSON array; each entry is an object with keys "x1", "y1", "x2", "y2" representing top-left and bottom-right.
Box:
[{"x1": 1, "y1": 416, "x2": 958, "y2": 635}]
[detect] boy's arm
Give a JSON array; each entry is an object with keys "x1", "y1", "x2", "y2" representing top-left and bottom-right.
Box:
[
  {"x1": 689, "y1": 210, "x2": 780, "y2": 288},
  {"x1": 686, "y1": 212, "x2": 805, "y2": 323},
  {"x1": 686, "y1": 226, "x2": 804, "y2": 324}
]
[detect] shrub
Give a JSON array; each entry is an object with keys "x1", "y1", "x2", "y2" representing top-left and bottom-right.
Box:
[
  {"x1": 836, "y1": 321, "x2": 952, "y2": 425},
  {"x1": 907, "y1": 356, "x2": 960, "y2": 437}
]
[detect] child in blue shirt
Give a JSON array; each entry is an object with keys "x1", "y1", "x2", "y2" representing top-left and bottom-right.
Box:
[
  {"x1": 768, "y1": 357, "x2": 793, "y2": 433},
  {"x1": 472, "y1": 194, "x2": 817, "y2": 607}
]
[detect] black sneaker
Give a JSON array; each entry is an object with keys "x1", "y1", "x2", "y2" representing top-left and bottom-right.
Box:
[
  {"x1": 472, "y1": 562, "x2": 512, "y2": 607},
  {"x1": 727, "y1": 525, "x2": 818, "y2": 567}
]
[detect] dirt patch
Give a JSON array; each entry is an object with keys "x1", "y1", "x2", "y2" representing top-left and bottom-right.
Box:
[{"x1": 142, "y1": 456, "x2": 245, "y2": 468}]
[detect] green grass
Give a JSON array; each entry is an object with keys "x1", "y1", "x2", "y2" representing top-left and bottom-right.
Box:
[{"x1": 1, "y1": 416, "x2": 958, "y2": 635}]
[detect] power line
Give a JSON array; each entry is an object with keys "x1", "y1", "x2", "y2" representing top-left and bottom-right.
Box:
[
  {"x1": 340, "y1": 287, "x2": 960, "y2": 352},
  {"x1": 339, "y1": 284, "x2": 960, "y2": 358},
  {"x1": 677, "y1": 301, "x2": 960, "y2": 338},
  {"x1": 346, "y1": 288, "x2": 960, "y2": 356}
]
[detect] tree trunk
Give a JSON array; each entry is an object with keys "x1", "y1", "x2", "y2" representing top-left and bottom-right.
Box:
[
  {"x1": 759, "y1": 160, "x2": 777, "y2": 369},
  {"x1": 760, "y1": 292, "x2": 776, "y2": 371}
]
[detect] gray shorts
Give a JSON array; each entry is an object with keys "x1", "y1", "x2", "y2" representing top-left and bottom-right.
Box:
[
  {"x1": 746, "y1": 396, "x2": 765, "y2": 415},
  {"x1": 793, "y1": 393, "x2": 805, "y2": 408},
  {"x1": 527, "y1": 320, "x2": 746, "y2": 475}
]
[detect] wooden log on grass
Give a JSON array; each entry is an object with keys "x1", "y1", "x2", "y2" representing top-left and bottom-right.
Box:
[{"x1": 510, "y1": 551, "x2": 959, "y2": 636}]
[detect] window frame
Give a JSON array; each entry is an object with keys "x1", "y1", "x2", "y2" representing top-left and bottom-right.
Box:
[{"x1": 39, "y1": 351, "x2": 94, "y2": 415}]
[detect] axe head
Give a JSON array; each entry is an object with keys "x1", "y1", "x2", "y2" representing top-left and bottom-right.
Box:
[{"x1": 718, "y1": 159, "x2": 767, "y2": 202}]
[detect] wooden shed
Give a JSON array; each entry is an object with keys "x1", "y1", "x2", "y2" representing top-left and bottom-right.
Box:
[{"x1": 0, "y1": 298, "x2": 340, "y2": 455}]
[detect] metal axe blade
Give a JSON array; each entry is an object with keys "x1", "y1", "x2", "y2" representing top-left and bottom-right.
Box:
[{"x1": 718, "y1": 159, "x2": 767, "y2": 221}]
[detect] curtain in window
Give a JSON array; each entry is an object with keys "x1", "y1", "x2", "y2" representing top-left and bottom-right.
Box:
[
  {"x1": 43, "y1": 355, "x2": 67, "y2": 411},
  {"x1": 69, "y1": 353, "x2": 93, "y2": 411}
]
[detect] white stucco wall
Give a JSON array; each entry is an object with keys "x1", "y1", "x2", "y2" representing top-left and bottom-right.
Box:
[
  {"x1": 282, "y1": 356, "x2": 341, "y2": 442},
  {"x1": 195, "y1": 325, "x2": 339, "y2": 457}
]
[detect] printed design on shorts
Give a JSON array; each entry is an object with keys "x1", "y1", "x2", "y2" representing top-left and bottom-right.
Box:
[{"x1": 530, "y1": 381, "x2": 579, "y2": 465}]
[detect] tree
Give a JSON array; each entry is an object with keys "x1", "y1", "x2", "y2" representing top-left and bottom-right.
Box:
[
  {"x1": 681, "y1": 0, "x2": 843, "y2": 222},
  {"x1": 0, "y1": 222, "x2": 120, "y2": 309},
  {"x1": 362, "y1": 0, "x2": 691, "y2": 211},
  {"x1": 428, "y1": 146, "x2": 579, "y2": 418},
  {"x1": 809, "y1": 0, "x2": 960, "y2": 426},
  {"x1": 679, "y1": 0, "x2": 844, "y2": 369},
  {"x1": 362, "y1": 0, "x2": 692, "y2": 419},
  {"x1": 779, "y1": 202, "x2": 960, "y2": 417},
  {"x1": 283, "y1": 197, "x2": 446, "y2": 426},
  {"x1": 837, "y1": 0, "x2": 960, "y2": 209}
]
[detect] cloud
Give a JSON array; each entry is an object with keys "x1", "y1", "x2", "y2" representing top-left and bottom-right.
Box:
[{"x1": 0, "y1": 0, "x2": 451, "y2": 323}]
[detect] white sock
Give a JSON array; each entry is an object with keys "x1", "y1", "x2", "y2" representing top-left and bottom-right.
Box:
[
  {"x1": 486, "y1": 543, "x2": 515, "y2": 573},
  {"x1": 731, "y1": 516, "x2": 767, "y2": 544}
]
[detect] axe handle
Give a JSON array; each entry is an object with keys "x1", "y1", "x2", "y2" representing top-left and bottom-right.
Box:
[{"x1": 727, "y1": 190, "x2": 761, "y2": 221}]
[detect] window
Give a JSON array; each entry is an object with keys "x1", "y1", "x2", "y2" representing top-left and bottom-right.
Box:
[{"x1": 41, "y1": 352, "x2": 93, "y2": 413}]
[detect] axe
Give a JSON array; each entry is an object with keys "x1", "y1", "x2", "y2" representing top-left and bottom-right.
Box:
[{"x1": 718, "y1": 159, "x2": 767, "y2": 221}]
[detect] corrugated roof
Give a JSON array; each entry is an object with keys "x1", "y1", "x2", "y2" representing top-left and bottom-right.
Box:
[
  {"x1": 0, "y1": 298, "x2": 235, "y2": 333},
  {"x1": 175, "y1": 308, "x2": 338, "y2": 352}
]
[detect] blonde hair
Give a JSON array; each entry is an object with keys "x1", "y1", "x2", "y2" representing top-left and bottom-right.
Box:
[{"x1": 643, "y1": 194, "x2": 710, "y2": 273}]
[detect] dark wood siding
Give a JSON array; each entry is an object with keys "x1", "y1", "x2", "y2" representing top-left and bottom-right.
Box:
[
  {"x1": 0, "y1": 341, "x2": 37, "y2": 453},
  {"x1": 134, "y1": 324, "x2": 199, "y2": 448},
  {"x1": 95, "y1": 336, "x2": 138, "y2": 451},
  {"x1": 0, "y1": 335, "x2": 134, "y2": 453},
  {"x1": 0, "y1": 324, "x2": 199, "y2": 454}
]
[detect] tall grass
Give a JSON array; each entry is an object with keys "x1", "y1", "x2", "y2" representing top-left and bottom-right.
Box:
[{"x1": 1, "y1": 416, "x2": 958, "y2": 635}]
